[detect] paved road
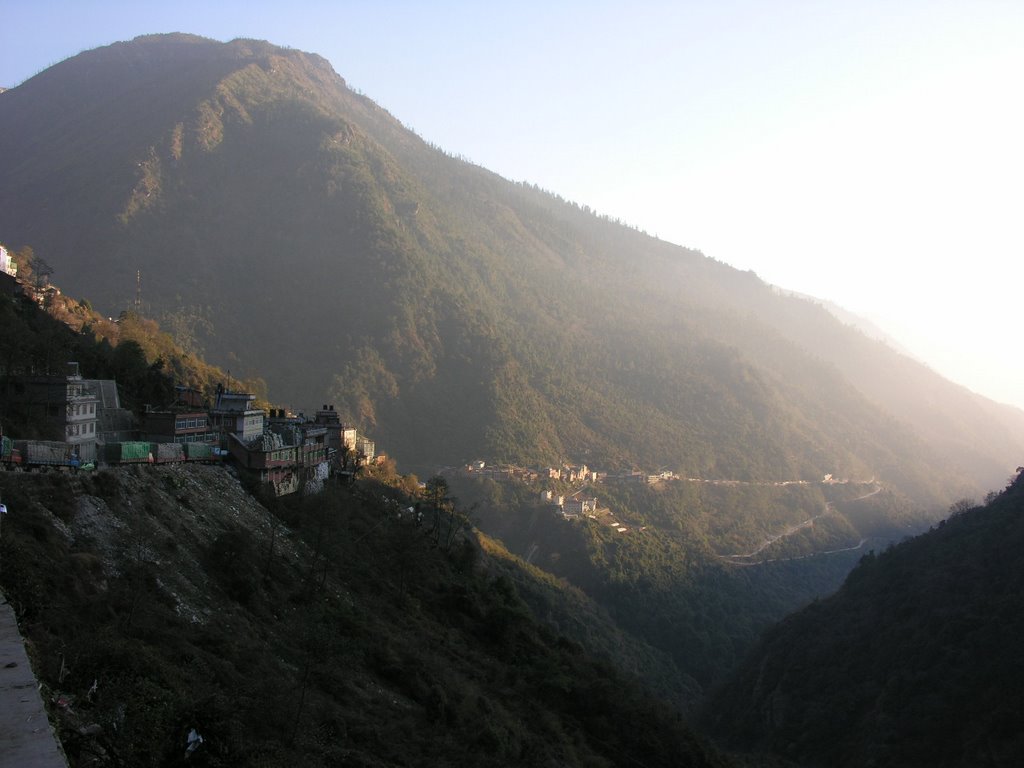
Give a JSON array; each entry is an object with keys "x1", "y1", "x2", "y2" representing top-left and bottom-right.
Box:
[
  {"x1": 0, "y1": 591, "x2": 68, "y2": 768},
  {"x1": 720, "y1": 484, "x2": 883, "y2": 562}
]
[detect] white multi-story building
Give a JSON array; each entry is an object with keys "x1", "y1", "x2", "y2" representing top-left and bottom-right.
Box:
[
  {"x1": 4, "y1": 362, "x2": 99, "y2": 461},
  {"x1": 0, "y1": 245, "x2": 17, "y2": 277}
]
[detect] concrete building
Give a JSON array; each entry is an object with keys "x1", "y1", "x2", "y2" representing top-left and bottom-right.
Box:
[
  {"x1": 141, "y1": 409, "x2": 217, "y2": 444},
  {"x1": 2, "y1": 362, "x2": 100, "y2": 462},
  {"x1": 356, "y1": 435, "x2": 375, "y2": 462},
  {"x1": 0, "y1": 245, "x2": 16, "y2": 277},
  {"x1": 563, "y1": 496, "x2": 598, "y2": 517},
  {"x1": 209, "y1": 385, "x2": 264, "y2": 446},
  {"x1": 229, "y1": 431, "x2": 299, "y2": 496}
]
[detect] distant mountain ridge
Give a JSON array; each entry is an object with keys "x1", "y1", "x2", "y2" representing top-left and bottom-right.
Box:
[
  {"x1": 0, "y1": 33, "x2": 1021, "y2": 505},
  {"x1": 776, "y1": 287, "x2": 918, "y2": 357}
]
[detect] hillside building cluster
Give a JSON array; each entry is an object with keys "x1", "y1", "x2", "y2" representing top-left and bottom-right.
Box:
[
  {"x1": 463, "y1": 459, "x2": 678, "y2": 487},
  {"x1": 1, "y1": 359, "x2": 375, "y2": 497},
  {"x1": 459, "y1": 459, "x2": 677, "y2": 528}
]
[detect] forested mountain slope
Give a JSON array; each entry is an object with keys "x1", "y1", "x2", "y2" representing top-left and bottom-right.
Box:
[
  {"x1": 0, "y1": 464, "x2": 732, "y2": 768},
  {"x1": 1, "y1": 33, "x2": 1021, "y2": 504},
  {"x1": 703, "y1": 469, "x2": 1024, "y2": 767}
]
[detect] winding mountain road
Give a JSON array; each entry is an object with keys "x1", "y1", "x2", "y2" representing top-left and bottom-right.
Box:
[{"x1": 718, "y1": 485, "x2": 881, "y2": 565}]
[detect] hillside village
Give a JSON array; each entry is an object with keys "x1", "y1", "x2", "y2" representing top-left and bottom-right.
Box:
[
  {"x1": 454, "y1": 460, "x2": 681, "y2": 533},
  {"x1": 0, "y1": 357, "x2": 376, "y2": 497},
  {"x1": 2, "y1": 241, "x2": 871, "y2": 530},
  {"x1": 1, "y1": 244, "x2": 381, "y2": 497},
  {"x1": 455, "y1": 458, "x2": 862, "y2": 536},
  {"x1": 4, "y1": 244, "x2": 665, "y2": 520},
  {"x1": 2, "y1": 242, "x2": 699, "y2": 519}
]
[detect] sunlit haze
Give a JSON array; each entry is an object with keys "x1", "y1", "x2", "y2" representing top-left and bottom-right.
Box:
[{"x1": 4, "y1": 0, "x2": 1022, "y2": 408}]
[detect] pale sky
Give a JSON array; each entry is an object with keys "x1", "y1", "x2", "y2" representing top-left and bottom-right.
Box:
[{"x1": 3, "y1": 1, "x2": 1023, "y2": 409}]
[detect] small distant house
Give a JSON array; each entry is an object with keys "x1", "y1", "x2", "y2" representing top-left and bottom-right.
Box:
[
  {"x1": 565, "y1": 464, "x2": 593, "y2": 483},
  {"x1": 356, "y1": 436, "x2": 375, "y2": 462},
  {"x1": 563, "y1": 496, "x2": 598, "y2": 517}
]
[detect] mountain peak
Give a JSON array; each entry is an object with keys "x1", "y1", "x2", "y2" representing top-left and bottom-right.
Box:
[{"x1": 2, "y1": 35, "x2": 1022, "y2": 502}]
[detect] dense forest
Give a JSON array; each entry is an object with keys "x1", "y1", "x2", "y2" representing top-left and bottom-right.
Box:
[
  {"x1": 4, "y1": 275, "x2": 1023, "y2": 766},
  {"x1": 449, "y1": 472, "x2": 925, "y2": 697},
  {"x1": 703, "y1": 469, "x2": 1024, "y2": 767},
  {"x1": 0, "y1": 278, "x2": 913, "y2": 711}
]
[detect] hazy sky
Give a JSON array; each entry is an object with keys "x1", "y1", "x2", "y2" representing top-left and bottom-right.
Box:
[{"x1": 4, "y1": 1, "x2": 1023, "y2": 409}]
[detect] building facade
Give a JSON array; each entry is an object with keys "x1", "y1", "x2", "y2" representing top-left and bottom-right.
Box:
[
  {"x1": 209, "y1": 386, "x2": 264, "y2": 446},
  {"x1": 3, "y1": 362, "x2": 100, "y2": 461}
]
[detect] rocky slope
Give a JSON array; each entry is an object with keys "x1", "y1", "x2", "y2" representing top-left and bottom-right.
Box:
[{"x1": 0, "y1": 464, "x2": 730, "y2": 767}]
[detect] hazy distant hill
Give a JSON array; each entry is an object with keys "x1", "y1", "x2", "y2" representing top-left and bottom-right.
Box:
[
  {"x1": 704, "y1": 469, "x2": 1024, "y2": 767},
  {"x1": 1, "y1": 33, "x2": 1021, "y2": 503},
  {"x1": 777, "y1": 288, "x2": 917, "y2": 355}
]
